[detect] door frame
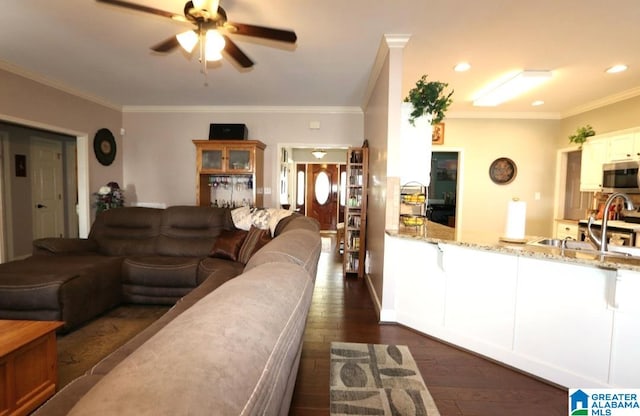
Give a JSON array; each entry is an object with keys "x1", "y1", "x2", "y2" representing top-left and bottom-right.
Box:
[{"x1": 0, "y1": 114, "x2": 90, "y2": 248}]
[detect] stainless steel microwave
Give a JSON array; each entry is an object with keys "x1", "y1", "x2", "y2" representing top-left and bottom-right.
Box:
[{"x1": 602, "y1": 161, "x2": 640, "y2": 193}]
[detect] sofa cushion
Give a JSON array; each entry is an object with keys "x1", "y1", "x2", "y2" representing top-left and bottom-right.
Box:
[
  {"x1": 237, "y1": 226, "x2": 271, "y2": 264},
  {"x1": 209, "y1": 229, "x2": 248, "y2": 261},
  {"x1": 0, "y1": 256, "x2": 123, "y2": 331},
  {"x1": 156, "y1": 206, "x2": 234, "y2": 257},
  {"x1": 244, "y1": 228, "x2": 322, "y2": 278},
  {"x1": 122, "y1": 256, "x2": 200, "y2": 288},
  {"x1": 197, "y1": 257, "x2": 244, "y2": 285},
  {"x1": 88, "y1": 207, "x2": 163, "y2": 256},
  {"x1": 273, "y1": 213, "x2": 320, "y2": 237}
]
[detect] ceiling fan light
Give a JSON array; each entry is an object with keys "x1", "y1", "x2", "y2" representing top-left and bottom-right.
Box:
[
  {"x1": 176, "y1": 30, "x2": 198, "y2": 53},
  {"x1": 205, "y1": 30, "x2": 225, "y2": 61},
  {"x1": 192, "y1": 0, "x2": 208, "y2": 9}
]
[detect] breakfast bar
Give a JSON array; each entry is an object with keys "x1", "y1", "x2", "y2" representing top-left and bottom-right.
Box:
[{"x1": 383, "y1": 223, "x2": 640, "y2": 389}]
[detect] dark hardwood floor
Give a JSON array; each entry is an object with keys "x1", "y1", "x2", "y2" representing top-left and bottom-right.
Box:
[{"x1": 289, "y1": 234, "x2": 568, "y2": 416}]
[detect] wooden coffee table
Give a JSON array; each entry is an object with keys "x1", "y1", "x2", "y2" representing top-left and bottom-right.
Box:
[{"x1": 0, "y1": 320, "x2": 64, "y2": 416}]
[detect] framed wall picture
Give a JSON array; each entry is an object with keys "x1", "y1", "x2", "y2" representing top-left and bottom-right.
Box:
[
  {"x1": 432, "y1": 123, "x2": 445, "y2": 145},
  {"x1": 15, "y1": 154, "x2": 27, "y2": 177}
]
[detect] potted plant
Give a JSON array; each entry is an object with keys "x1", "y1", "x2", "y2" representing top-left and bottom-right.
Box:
[
  {"x1": 568, "y1": 124, "x2": 596, "y2": 147},
  {"x1": 403, "y1": 74, "x2": 454, "y2": 126}
]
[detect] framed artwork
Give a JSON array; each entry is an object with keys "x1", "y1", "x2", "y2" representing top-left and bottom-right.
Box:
[
  {"x1": 432, "y1": 123, "x2": 445, "y2": 145},
  {"x1": 15, "y1": 154, "x2": 27, "y2": 177}
]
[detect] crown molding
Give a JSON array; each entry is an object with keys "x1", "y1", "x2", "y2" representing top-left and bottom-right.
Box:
[
  {"x1": 562, "y1": 87, "x2": 640, "y2": 118},
  {"x1": 0, "y1": 61, "x2": 122, "y2": 112},
  {"x1": 122, "y1": 105, "x2": 363, "y2": 114}
]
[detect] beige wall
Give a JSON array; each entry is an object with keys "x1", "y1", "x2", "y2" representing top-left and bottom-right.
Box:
[
  {"x1": 444, "y1": 117, "x2": 560, "y2": 240},
  {"x1": 558, "y1": 95, "x2": 640, "y2": 147},
  {"x1": 0, "y1": 69, "x2": 123, "y2": 192},
  {"x1": 363, "y1": 55, "x2": 392, "y2": 311},
  {"x1": 121, "y1": 110, "x2": 363, "y2": 207}
]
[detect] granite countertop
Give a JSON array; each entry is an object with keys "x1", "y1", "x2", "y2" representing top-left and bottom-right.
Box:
[{"x1": 387, "y1": 221, "x2": 640, "y2": 272}]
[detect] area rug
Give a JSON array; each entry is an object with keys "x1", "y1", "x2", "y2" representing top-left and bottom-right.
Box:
[
  {"x1": 330, "y1": 342, "x2": 440, "y2": 416},
  {"x1": 57, "y1": 305, "x2": 169, "y2": 388}
]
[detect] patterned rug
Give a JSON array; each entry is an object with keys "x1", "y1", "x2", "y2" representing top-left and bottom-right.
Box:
[{"x1": 330, "y1": 342, "x2": 441, "y2": 416}]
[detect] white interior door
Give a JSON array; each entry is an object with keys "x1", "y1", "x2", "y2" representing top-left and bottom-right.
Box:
[{"x1": 31, "y1": 138, "x2": 64, "y2": 239}]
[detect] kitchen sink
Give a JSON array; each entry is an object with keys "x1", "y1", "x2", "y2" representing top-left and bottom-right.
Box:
[
  {"x1": 528, "y1": 238, "x2": 594, "y2": 251},
  {"x1": 527, "y1": 238, "x2": 640, "y2": 258}
]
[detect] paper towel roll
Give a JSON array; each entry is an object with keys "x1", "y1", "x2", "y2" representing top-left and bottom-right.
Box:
[{"x1": 504, "y1": 199, "x2": 526, "y2": 240}]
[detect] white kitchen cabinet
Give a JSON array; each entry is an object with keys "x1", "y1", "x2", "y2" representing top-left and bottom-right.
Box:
[
  {"x1": 391, "y1": 236, "x2": 446, "y2": 330},
  {"x1": 608, "y1": 132, "x2": 640, "y2": 161},
  {"x1": 580, "y1": 139, "x2": 608, "y2": 191},
  {"x1": 608, "y1": 269, "x2": 640, "y2": 387},
  {"x1": 555, "y1": 220, "x2": 579, "y2": 240},
  {"x1": 441, "y1": 244, "x2": 518, "y2": 350},
  {"x1": 515, "y1": 257, "x2": 616, "y2": 385}
]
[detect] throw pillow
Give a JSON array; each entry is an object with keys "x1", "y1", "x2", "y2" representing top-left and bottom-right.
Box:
[
  {"x1": 251, "y1": 208, "x2": 271, "y2": 230},
  {"x1": 209, "y1": 229, "x2": 248, "y2": 261},
  {"x1": 237, "y1": 226, "x2": 272, "y2": 264},
  {"x1": 231, "y1": 206, "x2": 252, "y2": 231}
]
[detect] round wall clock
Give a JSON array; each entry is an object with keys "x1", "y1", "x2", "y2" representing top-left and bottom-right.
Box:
[
  {"x1": 489, "y1": 157, "x2": 517, "y2": 185},
  {"x1": 94, "y1": 128, "x2": 117, "y2": 166}
]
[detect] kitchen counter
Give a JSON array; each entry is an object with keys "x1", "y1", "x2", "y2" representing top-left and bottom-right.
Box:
[
  {"x1": 384, "y1": 222, "x2": 640, "y2": 388},
  {"x1": 387, "y1": 221, "x2": 640, "y2": 272}
]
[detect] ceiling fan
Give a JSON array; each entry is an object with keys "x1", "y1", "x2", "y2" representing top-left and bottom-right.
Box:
[{"x1": 96, "y1": 0, "x2": 297, "y2": 71}]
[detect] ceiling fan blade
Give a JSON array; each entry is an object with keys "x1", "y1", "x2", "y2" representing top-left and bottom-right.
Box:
[
  {"x1": 226, "y1": 22, "x2": 297, "y2": 43},
  {"x1": 96, "y1": 0, "x2": 185, "y2": 21},
  {"x1": 151, "y1": 36, "x2": 180, "y2": 53},
  {"x1": 222, "y1": 35, "x2": 254, "y2": 68}
]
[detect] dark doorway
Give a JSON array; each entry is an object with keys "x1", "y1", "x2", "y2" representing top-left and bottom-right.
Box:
[{"x1": 428, "y1": 151, "x2": 459, "y2": 228}]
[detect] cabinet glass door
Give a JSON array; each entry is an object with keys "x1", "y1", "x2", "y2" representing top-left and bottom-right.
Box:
[
  {"x1": 227, "y1": 149, "x2": 251, "y2": 171},
  {"x1": 202, "y1": 149, "x2": 223, "y2": 170}
]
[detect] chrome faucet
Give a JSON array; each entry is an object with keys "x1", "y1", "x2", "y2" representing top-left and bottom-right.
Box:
[{"x1": 587, "y1": 192, "x2": 635, "y2": 254}]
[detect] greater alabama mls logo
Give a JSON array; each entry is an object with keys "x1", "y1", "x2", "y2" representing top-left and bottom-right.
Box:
[{"x1": 570, "y1": 389, "x2": 640, "y2": 416}]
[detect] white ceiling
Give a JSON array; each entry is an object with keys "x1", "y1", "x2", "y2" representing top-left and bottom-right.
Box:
[{"x1": 2, "y1": 0, "x2": 639, "y2": 118}]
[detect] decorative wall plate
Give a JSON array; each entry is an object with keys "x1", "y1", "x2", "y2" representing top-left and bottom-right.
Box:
[
  {"x1": 94, "y1": 128, "x2": 116, "y2": 166},
  {"x1": 489, "y1": 157, "x2": 517, "y2": 184}
]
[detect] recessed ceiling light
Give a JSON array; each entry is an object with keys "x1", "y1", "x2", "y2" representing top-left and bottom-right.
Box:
[
  {"x1": 531, "y1": 100, "x2": 545, "y2": 106},
  {"x1": 454, "y1": 62, "x2": 471, "y2": 72},
  {"x1": 606, "y1": 64, "x2": 628, "y2": 74}
]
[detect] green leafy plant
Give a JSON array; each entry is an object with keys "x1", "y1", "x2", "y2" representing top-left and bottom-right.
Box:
[
  {"x1": 568, "y1": 125, "x2": 596, "y2": 146},
  {"x1": 404, "y1": 74, "x2": 454, "y2": 126}
]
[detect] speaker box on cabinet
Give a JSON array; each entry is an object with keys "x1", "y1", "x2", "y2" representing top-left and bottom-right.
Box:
[{"x1": 209, "y1": 124, "x2": 248, "y2": 140}]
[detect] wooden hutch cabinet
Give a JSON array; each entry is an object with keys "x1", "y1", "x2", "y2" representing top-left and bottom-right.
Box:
[
  {"x1": 343, "y1": 147, "x2": 368, "y2": 278},
  {"x1": 193, "y1": 140, "x2": 265, "y2": 208}
]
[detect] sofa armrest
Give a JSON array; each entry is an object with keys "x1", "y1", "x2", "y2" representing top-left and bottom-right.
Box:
[{"x1": 33, "y1": 238, "x2": 99, "y2": 256}]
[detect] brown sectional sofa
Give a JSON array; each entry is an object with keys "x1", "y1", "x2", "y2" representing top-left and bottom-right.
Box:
[{"x1": 0, "y1": 205, "x2": 321, "y2": 415}]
